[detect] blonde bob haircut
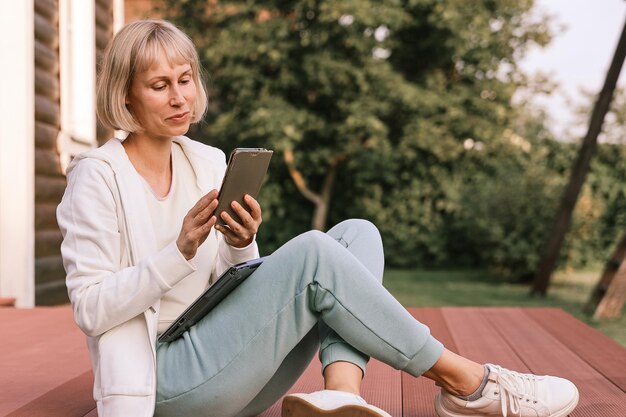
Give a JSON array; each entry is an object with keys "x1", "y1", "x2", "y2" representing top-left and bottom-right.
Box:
[{"x1": 96, "y1": 19, "x2": 208, "y2": 133}]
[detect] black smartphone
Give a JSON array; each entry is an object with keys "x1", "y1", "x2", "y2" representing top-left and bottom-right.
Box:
[{"x1": 215, "y1": 148, "x2": 273, "y2": 226}]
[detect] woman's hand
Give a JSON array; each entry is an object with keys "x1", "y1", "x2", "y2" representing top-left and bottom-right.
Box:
[
  {"x1": 215, "y1": 194, "x2": 262, "y2": 248},
  {"x1": 176, "y1": 189, "x2": 219, "y2": 260}
]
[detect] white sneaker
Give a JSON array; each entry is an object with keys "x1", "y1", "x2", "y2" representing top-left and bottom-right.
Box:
[
  {"x1": 434, "y1": 364, "x2": 579, "y2": 417},
  {"x1": 282, "y1": 389, "x2": 392, "y2": 417}
]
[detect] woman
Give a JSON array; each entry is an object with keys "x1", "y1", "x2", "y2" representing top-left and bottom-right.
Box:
[{"x1": 57, "y1": 19, "x2": 579, "y2": 417}]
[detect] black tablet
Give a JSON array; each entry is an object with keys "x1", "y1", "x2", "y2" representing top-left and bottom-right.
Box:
[{"x1": 158, "y1": 256, "x2": 267, "y2": 343}]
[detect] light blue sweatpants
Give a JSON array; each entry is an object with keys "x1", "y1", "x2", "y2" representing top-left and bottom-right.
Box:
[{"x1": 155, "y1": 219, "x2": 444, "y2": 417}]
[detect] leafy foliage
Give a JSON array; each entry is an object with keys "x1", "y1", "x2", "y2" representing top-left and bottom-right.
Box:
[
  {"x1": 160, "y1": 0, "x2": 626, "y2": 276},
  {"x1": 564, "y1": 143, "x2": 626, "y2": 268},
  {"x1": 446, "y1": 135, "x2": 565, "y2": 279}
]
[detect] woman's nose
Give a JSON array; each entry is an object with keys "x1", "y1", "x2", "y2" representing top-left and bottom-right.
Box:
[{"x1": 169, "y1": 86, "x2": 185, "y2": 106}]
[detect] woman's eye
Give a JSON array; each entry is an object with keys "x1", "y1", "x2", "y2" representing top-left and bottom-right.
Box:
[
  {"x1": 152, "y1": 84, "x2": 166, "y2": 91},
  {"x1": 180, "y1": 78, "x2": 191, "y2": 84}
]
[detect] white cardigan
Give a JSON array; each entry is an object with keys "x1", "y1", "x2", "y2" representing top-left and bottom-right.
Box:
[{"x1": 57, "y1": 137, "x2": 259, "y2": 417}]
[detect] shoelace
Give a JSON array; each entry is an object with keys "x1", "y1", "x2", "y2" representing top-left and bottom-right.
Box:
[{"x1": 488, "y1": 364, "x2": 539, "y2": 417}]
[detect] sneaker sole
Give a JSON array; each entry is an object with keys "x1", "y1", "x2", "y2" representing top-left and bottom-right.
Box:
[
  {"x1": 281, "y1": 396, "x2": 387, "y2": 417},
  {"x1": 434, "y1": 389, "x2": 580, "y2": 417}
]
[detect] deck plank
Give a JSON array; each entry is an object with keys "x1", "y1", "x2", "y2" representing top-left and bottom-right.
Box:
[
  {"x1": 526, "y1": 308, "x2": 626, "y2": 392},
  {"x1": 0, "y1": 308, "x2": 91, "y2": 416},
  {"x1": 442, "y1": 307, "x2": 530, "y2": 372},
  {"x1": 6, "y1": 371, "x2": 94, "y2": 417},
  {"x1": 486, "y1": 308, "x2": 626, "y2": 417},
  {"x1": 1, "y1": 306, "x2": 624, "y2": 417}
]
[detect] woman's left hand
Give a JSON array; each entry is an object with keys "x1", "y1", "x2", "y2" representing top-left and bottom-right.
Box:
[{"x1": 215, "y1": 194, "x2": 262, "y2": 248}]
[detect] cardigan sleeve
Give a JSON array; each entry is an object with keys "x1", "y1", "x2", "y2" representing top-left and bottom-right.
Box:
[
  {"x1": 215, "y1": 234, "x2": 260, "y2": 277},
  {"x1": 57, "y1": 159, "x2": 195, "y2": 337}
]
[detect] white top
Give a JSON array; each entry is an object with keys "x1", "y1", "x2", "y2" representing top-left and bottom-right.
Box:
[{"x1": 139, "y1": 143, "x2": 217, "y2": 333}]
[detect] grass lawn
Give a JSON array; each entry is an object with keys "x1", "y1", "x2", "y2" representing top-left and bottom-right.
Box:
[{"x1": 383, "y1": 268, "x2": 626, "y2": 347}]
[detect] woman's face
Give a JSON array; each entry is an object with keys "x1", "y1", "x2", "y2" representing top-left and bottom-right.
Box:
[{"x1": 126, "y1": 52, "x2": 197, "y2": 141}]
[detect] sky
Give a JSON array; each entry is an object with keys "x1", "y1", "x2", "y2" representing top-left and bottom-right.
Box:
[{"x1": 518, "y1": 0, "x2": 626, "y2": 139}]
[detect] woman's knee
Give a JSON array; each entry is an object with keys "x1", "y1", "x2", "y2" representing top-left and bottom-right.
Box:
[
  {"x1": 285, "y1": 222, "x2": 384, "y2": 276},
  {"x1": 328, "y1": 219, "x2": 382, "y2": 248},
  {"x1": 326, "y1": 219, "x2": 384, "y2": 282},
  {"x1": 271, "y1": 230, "x2": 337, "y2": 271},
  {"x1": 299, "y1": 229, "x2": 337, "y2": 254},
  {"x1": 350, "y1": 219, "x2": 382, "y2": 243}
]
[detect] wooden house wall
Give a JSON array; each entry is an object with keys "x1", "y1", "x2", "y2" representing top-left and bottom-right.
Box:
[
  {"x1": 34, "y1": 0, "x2": 65, "y2": 304},
  {"x1": 34, "y1": 0, "x2": 114, "y2": 304},
  {"x1": 96, "y1": 0, "x2": 114, "y2": 145}
]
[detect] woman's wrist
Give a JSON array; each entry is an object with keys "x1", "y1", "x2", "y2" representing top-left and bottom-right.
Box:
[
  {"x1": 229, "y1": 236, "x2": 254, "y2": 249},
  {"x1": 176, "y1": 240, "x2": 195, "y2": 260}
]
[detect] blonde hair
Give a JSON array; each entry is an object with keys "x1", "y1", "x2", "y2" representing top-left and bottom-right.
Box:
[{"x1": 96, "y1": 19, "x2": 208, "y2": 133}]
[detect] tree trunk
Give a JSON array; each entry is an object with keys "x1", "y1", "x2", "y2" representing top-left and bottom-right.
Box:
[
  {"x1": 586, "y1": 230, "x2": 626, "y2": 319},
  {"x1": 530, "y1": 17, "x2": 626, "y2": 296},
  {"x1": 284, "y1": 148, "x2": 344, "y2": 231},
  {"x1": 592, "y1": 266, "x2": 626, "y2": 319}
]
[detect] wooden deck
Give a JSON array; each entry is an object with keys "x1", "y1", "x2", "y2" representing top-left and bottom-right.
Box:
[{"x1": 1, "y1": 306, "x2": 624, "y2": 416}]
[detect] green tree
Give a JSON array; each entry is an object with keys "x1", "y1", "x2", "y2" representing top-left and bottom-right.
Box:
[
  {"x1": 163, "y1": 0, "x2": 552, "y2": 263},
  {"x1": 445, "y1": 129, "x2": 566, "y2": 279}
]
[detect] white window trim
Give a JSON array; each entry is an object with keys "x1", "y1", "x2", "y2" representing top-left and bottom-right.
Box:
[
  {"x1": 0, "y1": 0, "x2": 35, "y2": 307},
  {"x1": 113, "y1": 0, "x2": 125, "y2": 33},
  {"x1": 58, "y1": 0, "x2": 98, "y2": 172}
]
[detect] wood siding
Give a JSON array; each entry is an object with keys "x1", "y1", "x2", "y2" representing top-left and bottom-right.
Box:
[
  {"x1": 96, "y1": 0, "x2": 114, "y2": 145},
  {"x1": 34, "y1": 0, "x2": 64, "y2": 304},
  {"x1": 34, "y1": 0, "x2": 114, "y2": 304}
]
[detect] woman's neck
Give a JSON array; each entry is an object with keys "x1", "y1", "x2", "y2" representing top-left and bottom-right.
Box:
[{"x1": 123, "y1": 133, "x2": 173, "y2": 197}]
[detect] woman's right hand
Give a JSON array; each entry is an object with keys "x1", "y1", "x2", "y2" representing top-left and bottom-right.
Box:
[{"x1": 176, "y1": 189, "x2": 219, "y2": 260}]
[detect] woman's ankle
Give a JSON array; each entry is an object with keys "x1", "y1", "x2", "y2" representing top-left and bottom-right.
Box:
[
  {"x1": 323, "y1": 361, "x2": 363, "y2": 395},
  {"x1": 422, "y1": 349, "x2": 485, "y2": 396}
]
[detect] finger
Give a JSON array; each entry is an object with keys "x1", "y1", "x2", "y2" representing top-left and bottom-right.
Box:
[
  {"x1": 189, "y1": 214, "x2": 217, "y2": 245},
  {"x1": 188, "y1": 189, "x2": 219, "y2": 217},
  {"x1": 215, "y1": 223, "x2": 242, "y2": 247},
  {"x1": 193, "y1": 199, "x2": 219, "y2": 226},
  {"x1": 215, "y1": 223, "x2": 236, "y2": 239},
  {"x1": 216, "y1": 213, "x2": 257, "y2": 247},
  {"x1": 219, "y1": 211, "x2": 246, "y2": 236},
  {"x1": 197, "y1": 216, "x2": 217, "y2": 245},
  {"x1": 243, "y1": 194, "x2": 262, "y2": 221},
  {"x1": 230, "y1": 201, "x2": 259, "y2": 237},
  {"x1": 230, "y1": 201, "x2": 254, "y2": 228}
]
